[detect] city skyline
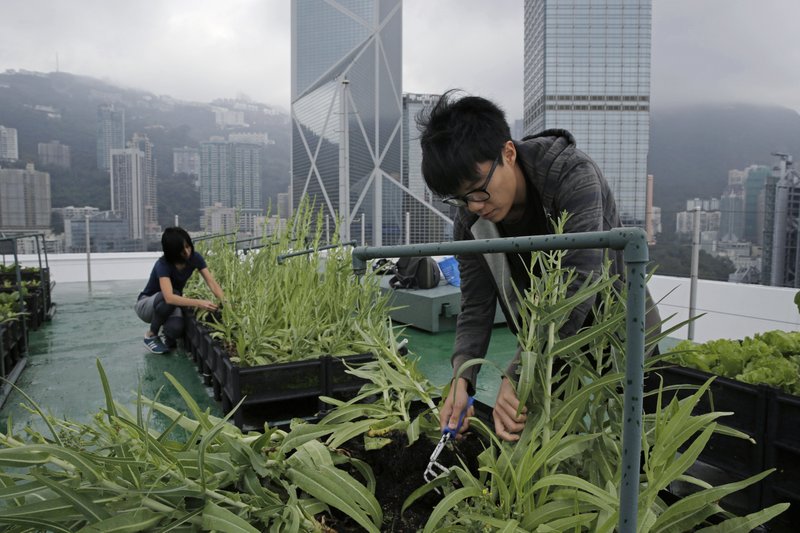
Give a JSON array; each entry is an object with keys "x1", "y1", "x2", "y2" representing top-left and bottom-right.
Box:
[{"x1": 2, "y1": 1, "x2": 800, "y2": 122}]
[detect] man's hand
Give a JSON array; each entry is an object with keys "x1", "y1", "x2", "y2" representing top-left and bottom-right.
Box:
[
  {"x1": 493, "y1": 377, "x2": 528, "y2": 442},
  {"x1": 439, "y1": 377, "x2": 475, "y2": 439}
]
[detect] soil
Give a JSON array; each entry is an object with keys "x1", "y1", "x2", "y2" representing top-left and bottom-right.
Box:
[{"x1": 321, "y1": 431, "x2": 485, "y2": 532}]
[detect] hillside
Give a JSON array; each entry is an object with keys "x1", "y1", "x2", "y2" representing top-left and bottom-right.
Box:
[
  {"x1": 0, "y1": 70, "x2": 290, "y2": 229},
  {"x1": 3, "y1": 70, "x2": 800, "y2": 237},
  {"x1": 648, "y1": 103, "x2": 800, "y2": 234}
]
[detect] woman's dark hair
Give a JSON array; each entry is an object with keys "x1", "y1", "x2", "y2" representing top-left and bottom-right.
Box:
[
  {"x1": 417, "y1": 89, "x2": 511, "y2": 197},
  {"x1": 162, "y1": 227, "x2": 193, "y2": 265}
]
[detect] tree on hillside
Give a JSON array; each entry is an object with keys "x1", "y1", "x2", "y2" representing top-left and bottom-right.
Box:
[
  {"x1": 157, "y1": 173, "x2": 201, "y2": 230},
  {"x1": 649, "y1": 242, "x2": 736, "y2": 281}
]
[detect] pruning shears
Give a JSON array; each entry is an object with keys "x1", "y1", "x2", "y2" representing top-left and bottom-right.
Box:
[{"x1": 423, "y1": 395, "x2": 474, "y2": 484}]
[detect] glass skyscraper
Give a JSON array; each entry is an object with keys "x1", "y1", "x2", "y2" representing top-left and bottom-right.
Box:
[
  {"x1": 97, "y1": 104, "x2": 125, "y2": 171},
  {"x1": 402, "y1": 93, "x2": 455, "y2": 244},
  {"x1": 523, "y1": 0, "x2": 652, "y2": 226},
  {"x1": 291, "y1": 0, "x2": 402, "y2": 245}
]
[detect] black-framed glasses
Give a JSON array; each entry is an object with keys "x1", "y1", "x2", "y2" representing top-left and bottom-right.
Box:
[{"x1": 441, "y1": 155, "x2": 500, "y2": 207}]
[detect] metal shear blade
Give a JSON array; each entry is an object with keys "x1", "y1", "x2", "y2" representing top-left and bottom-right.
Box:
[
  {"x1": 423, "y1": 395, "x2": 474, "y2": 484},
  {"x1": 423, "y1": 433, "x2": 452, "y2": 483}
]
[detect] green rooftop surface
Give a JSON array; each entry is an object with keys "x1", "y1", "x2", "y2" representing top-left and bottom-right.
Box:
[{"x1": 0, "y1": 280, "x2": 517, "y2": 430}]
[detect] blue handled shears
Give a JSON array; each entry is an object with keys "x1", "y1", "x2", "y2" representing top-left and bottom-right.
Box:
[{"x1": 424, "y1": 396, "x2": 474, "y2": 484}]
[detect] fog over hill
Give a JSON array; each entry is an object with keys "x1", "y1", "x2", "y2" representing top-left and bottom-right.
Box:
[
  {"x1": 3, "y1": 70, "x2": 800, "y2": 237},
  {"x1": 648, "y1": 103, "x2": 800, "y2": 234},
  {"x1": 0, "y1": 70, "x2": 290, "y2": 229}
]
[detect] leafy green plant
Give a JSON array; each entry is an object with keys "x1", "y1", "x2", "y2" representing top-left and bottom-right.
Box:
[
  {"x1": 668, "y1": 331, "x2": 800, "y2": 395},
  {"x1": 0, "y1": 360, "x2": 385, "y2": 532},
  {"x1": 184, "y1": 198, "x2": 395, "y2": 366},
  {"x1": 357, "y1": 214, "x2": 787, "y2": 531}
]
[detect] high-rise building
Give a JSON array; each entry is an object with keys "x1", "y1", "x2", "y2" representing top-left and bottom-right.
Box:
[
  {"x1": 291, "y1": 0, "x2": 403, "y2": 246},
  {"x1": 173, "y1": 146, "x2": 200, "y2": 179},
  {"x1": 110, "y1": 136, "x2": 159, "y2": 242},
  {"x1": 523, "y1": 0, "x2": 652, "y2": 226},
  {"x1": 743, "y1": 164, "x2": 770, "y2": 245},
  {"x1": 402, "y1": 93, "x2": 455, "y2": 244},
  {"x1": 719, "y1": 169, "x2": 746, "y2": 242},
  {"x1": 0, "y1": 163, "x2": 51, "y2": 230},
  {"x1": 97, "y1": 105, "x2": 125, "y2": 171},
  {"x1": 763, "y1": 154, "x2": 800, "y2": 287},
  {"x1": 38, "y1": 140, "x2": 71, "y2": 168},
  {"x1": 199, "y1": 140, "x2": 262, "y2": 232},
  {"x1": 131, "y1": 133, "x2": 159, "y2": 240},
  {"x1": 0, "y1": 126, "x2": 19, "y2": 161}
]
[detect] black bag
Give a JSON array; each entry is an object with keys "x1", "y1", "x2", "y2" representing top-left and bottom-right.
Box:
[{"x1": 389, "y1": 256, "x2": 441, "y2": 290}]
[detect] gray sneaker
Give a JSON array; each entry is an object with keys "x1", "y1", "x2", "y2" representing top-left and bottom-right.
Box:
[{"x1": 144, "y1": 336, "x2": 169, "y2": 354}]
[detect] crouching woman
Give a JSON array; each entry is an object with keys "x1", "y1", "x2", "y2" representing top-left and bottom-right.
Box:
[{"x1": 135, "y1": 227, "x2": 224, "y2": 354}]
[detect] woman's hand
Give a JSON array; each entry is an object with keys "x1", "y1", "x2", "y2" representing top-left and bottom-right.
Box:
[
  {"x1": 492, "y1": 377, "x2": 528, "y2": 442},
  {"x1": 439, "y1": 377, "x2": 475, "y2": 439},
  {"x1": 195, "y1": 299, "x2": 218, "y2": 312}
]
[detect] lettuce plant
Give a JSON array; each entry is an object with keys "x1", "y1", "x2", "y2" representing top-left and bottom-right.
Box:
[{"x1": 669, "y1": 331, "x2": 800, "y2": 395}]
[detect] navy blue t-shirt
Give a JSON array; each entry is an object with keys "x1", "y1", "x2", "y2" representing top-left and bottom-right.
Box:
[{"x1": 139, "y1": 251, "x2": 208, "y2": 299}]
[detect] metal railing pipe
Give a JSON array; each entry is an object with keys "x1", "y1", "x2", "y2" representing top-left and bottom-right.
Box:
[
  {"x1": 277, "y1": 240, "x2": 358, "y2": 264},
  {"x1": 351, "y1": 227, "x2": 649, "y2": 533}
]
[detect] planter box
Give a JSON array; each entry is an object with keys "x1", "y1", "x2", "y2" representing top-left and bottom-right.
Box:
[
  {"x1": 218, "y1": 352, "x2": 376, "y2": 430},
  {"x1": 185, "y1": 311, "x2": 381, "y2": 430},
  {"x1": 644, "y1": 364, "x2": 768, "y2": 479},
  {"x1": 0, "y1": 268, "x2": 53, "y2": 322},
  {"x1": 645, "y1": 363, "x2": 800, "y2": 526},
  {"x1": 764, "y1": 392, "x2": 800, "y2": 529}
]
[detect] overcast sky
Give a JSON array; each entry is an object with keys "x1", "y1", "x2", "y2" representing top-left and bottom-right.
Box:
[{"x1": 2, "y1": 0, "x2": 800, "y2": 120}]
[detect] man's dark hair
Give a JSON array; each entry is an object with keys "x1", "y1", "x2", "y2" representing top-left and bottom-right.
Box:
[
  {"x1": 162, "y1": 227, "x2": 193, "y2": 265},
  {"x1": 417, "y1": 90, "x2": 511, "y2": 197}
]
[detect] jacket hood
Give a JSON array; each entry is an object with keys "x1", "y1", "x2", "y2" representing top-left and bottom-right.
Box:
[{"x1": 516, "y1": 129, "x2": 577, "y2": 213}]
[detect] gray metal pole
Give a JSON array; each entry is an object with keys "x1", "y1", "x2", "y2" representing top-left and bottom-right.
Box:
[
  {"x1": 405, "y1": 211, "x2": 411, "y2": 245},
  {"x1": 688, "y1": 207, "x2": 700, "y2": 340},
  {"x1": 85, "y1": 214, "x2": 91, "y2": 288},
  {"x1": 619, "y1": 231, "x2": 649, "y2": 533},
  {"x1": 175, "y1": 214, "x2": 179, "y2": 227},
  {"x1": 325, "y1": 215, "x2": 330, "y2": 243},
  {"x1": 361, "y1": 213, "x2": 366, "y2": 246},
  {"x1": 351, "y1": 227, "x2": 648, "y2": 532}
]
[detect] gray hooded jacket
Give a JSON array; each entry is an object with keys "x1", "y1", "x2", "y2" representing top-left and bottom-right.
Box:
[{"x1": 451, "y1": 129, "x2": 660, "y2": 391}]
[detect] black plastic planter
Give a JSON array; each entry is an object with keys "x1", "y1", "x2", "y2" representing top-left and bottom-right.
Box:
[
  {"x1": 183, "y1": 311, "x2": 379, "y2": 430},
  {"x1": 764, "y1": 392, "x2": 800, "y2": 528},
  {"x1": 218, "y1": 352, "x2": 376, "y2": 429},
  {"x1": 644, "y1": 364, "x2": 768, "y2": 479},
  {"x1": 644, "y1": 363, "x2": 800, "y2": 527}
]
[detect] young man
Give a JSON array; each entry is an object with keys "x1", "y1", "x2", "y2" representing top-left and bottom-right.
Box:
[{"x1": 418, "y1": 91, "x2": 660, "y2": 442}]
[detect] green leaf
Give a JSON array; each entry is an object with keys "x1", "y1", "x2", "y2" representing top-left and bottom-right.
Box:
[
  {"x1": 75, "y1": 509, "x2": 164, "y2": 532},
  {"x1": 31, "y1": 473, "x2": 110, "y2": 522},
  {"x1": 0, "y1": 516, "x2": 74, "y2": 532},
  {"x1": 287, "y1": 463, "x2": 381, "y2": 533},
  {"x1": 423, "y1": 486, "x2": 483, "y2": 533},
  {"x1": 516, "y1": 350, "x2": 538, "y2": 410},
  {"x1": 694, "y1": 503, "x2": 789, "y2": 533},
  {"x1": 535, "y1": 512, "x2": 597, "y2": 532},
  {"x1": 200, "y1": 501, "x2": 260, "y2": 533}
]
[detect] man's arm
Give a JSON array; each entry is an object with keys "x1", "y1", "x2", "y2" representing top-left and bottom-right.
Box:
[
  {"x1": 554, "y1": 159, "x2": 608, "y2": 337},
  {"x1": 451, "y1": 249, "x2": 497, "y2": 393}
]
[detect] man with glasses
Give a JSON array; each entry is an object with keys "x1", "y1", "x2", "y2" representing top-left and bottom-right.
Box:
[{"x1": 418, "y1": 90, "x2": 660, "y2": 442}]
